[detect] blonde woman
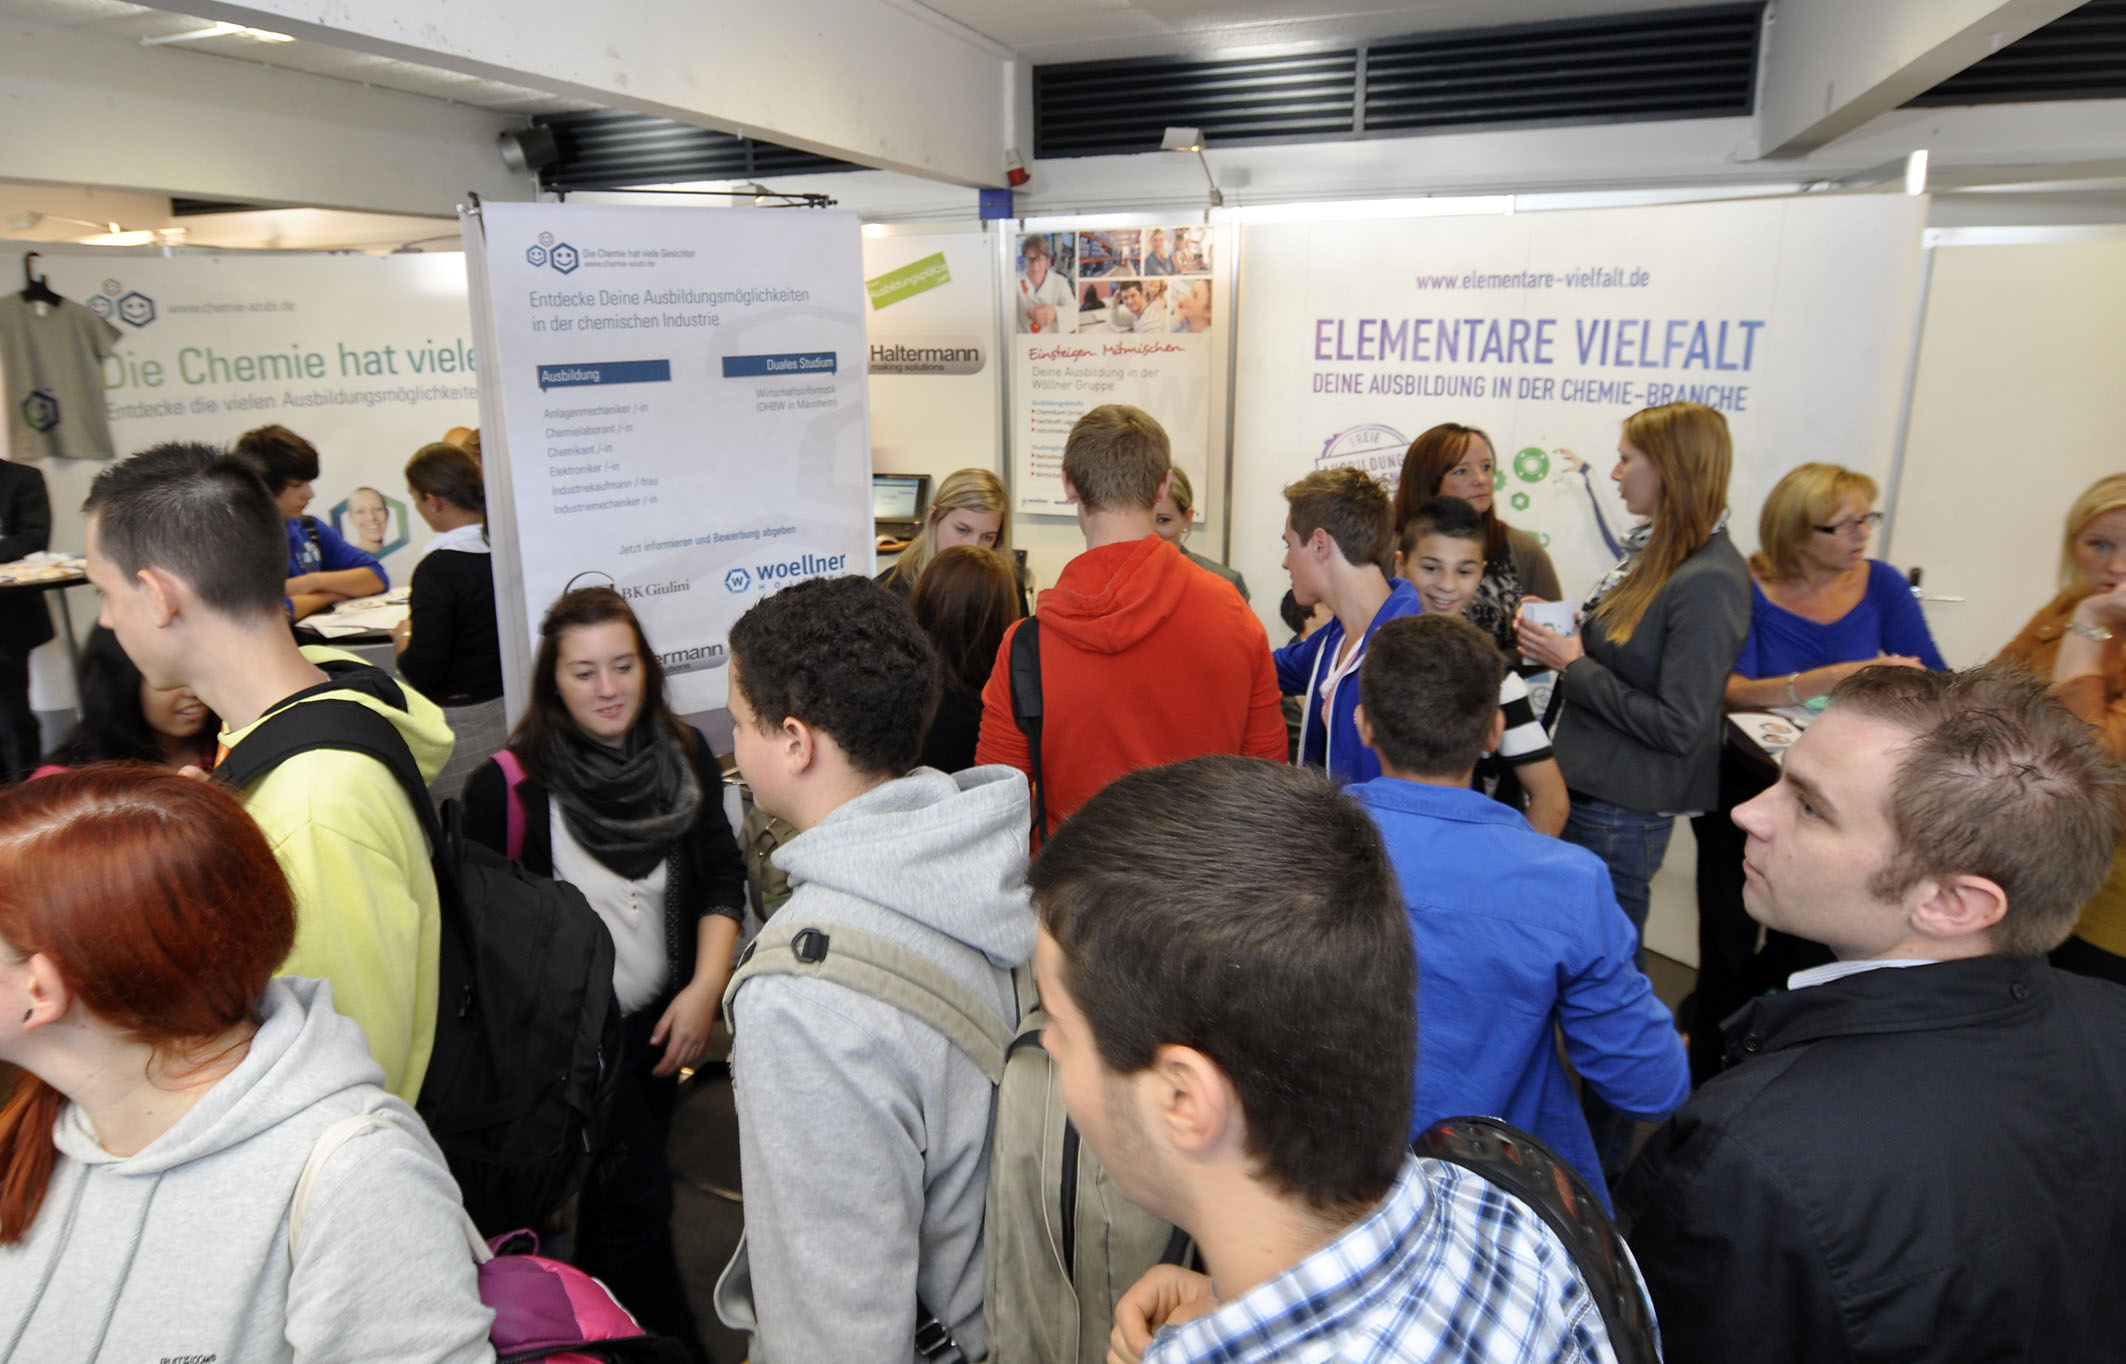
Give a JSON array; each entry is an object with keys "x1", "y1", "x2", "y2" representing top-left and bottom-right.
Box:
[
  {"x1": 876, "y1": 469, "x2": 1026, "y2": 614},
  {"x1": 1152, "y1": 466, "x2": 1248, "y2": 601},
  {"x1": 1516, "y1": 402, "x2": 1749, "y2": 1177},
  {"x1": 1726, "y1": 463, "x2": 1942, "y2": 708},
  {"x1": 1996, "y1": 472, "x2": 2126, "y2": 986}
]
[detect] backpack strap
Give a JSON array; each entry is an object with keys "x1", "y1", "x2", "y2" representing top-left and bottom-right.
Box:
[
  {"x1": 1416, "y1": 1116, "x2": 1659, "y2": 1364},
  {"x1": 1007, "y1": 618, "x2": 1046, "y2": 843},
  {"x1": 214, "y1": 692, "x2": 444, "y2": 863},
  {"x1": 289, "y1": 1112, "x2": 489, "y2": 1266},
  {"x1": 299, "y1": 514, "x2": 323, "y2": 568},
  {"x1": 724, "y1": 918, "x2": 1014, "y2": 1083},
  {"x1": 493, "y1": 749, "x2": 530, "y2": 863}
]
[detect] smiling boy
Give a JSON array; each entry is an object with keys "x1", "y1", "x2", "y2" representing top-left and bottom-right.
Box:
[{"x1": 1394, "y1": 496, "x2": 1569, "y2": 834}]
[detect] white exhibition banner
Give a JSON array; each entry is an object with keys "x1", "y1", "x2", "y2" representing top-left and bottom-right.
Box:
[
  {"x1": 8, "y1": 251, "x2": 477, "y2": 574},
  {"x1": 1228, "y1": 195, "x2": 1931, "y2": 632},
  {"x1": 1007, "y1": 223, "x2": 1223, "y2": 516},
  {"x1": 862, "y1": 231, "x2": 1000, "y2": 497},
  {"x1": 1, "y1": 250, "x2": 478, "y2": 705},
  {"x1": 464, "y1": 202, "x2": 871, "y2": 718}
]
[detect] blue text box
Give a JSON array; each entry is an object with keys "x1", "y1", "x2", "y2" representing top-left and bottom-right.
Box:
[
  {"x1": 721, "y1": 352, "x2": 839, "y2": 378},
  {"x1": 537, "y1": 359, "x2": 672, "y2": 391}
]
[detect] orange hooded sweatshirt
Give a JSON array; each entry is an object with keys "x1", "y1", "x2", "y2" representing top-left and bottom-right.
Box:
[{"x1": 975, "y1": 534, "x2": 1286, "y2": 836}]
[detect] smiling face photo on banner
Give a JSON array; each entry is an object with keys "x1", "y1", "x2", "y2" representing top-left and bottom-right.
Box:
[{"x1": 333, "y1": 486, "x2": 411, "y2": 559}]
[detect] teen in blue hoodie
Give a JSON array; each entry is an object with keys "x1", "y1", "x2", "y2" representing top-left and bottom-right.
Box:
[{"x1": 1273, "y1": 467, "x2": 1422, "y2": 786}]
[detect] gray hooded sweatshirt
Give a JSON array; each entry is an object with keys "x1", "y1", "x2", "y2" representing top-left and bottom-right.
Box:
[
  {"x1": 0, "y1": 976, "x2": 494, "y2": 1364},
  {"x1": 718, "y1": 764, "x2": 1035, "y2": 1364}
]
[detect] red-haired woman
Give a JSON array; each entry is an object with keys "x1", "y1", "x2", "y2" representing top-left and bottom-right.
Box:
[{"x1": 0, "y1": 768, "x2": 492, "y2": 1362}]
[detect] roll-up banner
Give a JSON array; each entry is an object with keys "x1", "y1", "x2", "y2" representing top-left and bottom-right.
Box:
[
  {"x1": 462, "y1": 203, "x2": 872, "y2": 722},
  {"x1": 1007, "y1": 222, "x2": 1225, "y2": 520},
  {"x1": 1228, "y1": 195, "x2": 1930, "y2": 633}
]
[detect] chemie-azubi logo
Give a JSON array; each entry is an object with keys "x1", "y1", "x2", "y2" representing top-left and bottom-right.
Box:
[
  {"x1": 85, "y1": 278, "x2": 156, "y2": 329},
  {"x1": 526, "y1": 231, "x2": 581, "y2": 274},
  {"x1": 1317, "y1": 423, "x2": 1409, "y2": 484}
]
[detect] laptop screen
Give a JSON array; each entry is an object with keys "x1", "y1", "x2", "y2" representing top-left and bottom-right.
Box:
[{"x1": 872, "y1": 473, "x2": 929, "y2": 522}]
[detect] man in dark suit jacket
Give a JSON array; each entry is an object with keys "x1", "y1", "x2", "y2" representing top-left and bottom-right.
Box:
[
  {"x1": 0, "y1": 460, "x2": 53, "y2": 775},
  {"x1": 1616, "y1": 665, "x2": 2126, "y2": 1364}
]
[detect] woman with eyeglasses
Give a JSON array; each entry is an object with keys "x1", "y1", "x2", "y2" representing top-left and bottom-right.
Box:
[
  {"x1": 1683, "y1": 461, "x2": 1944, "y2": 1084},
  {"x1": 1723, "y1": 462, "x2": 1943, "y2": 711}
]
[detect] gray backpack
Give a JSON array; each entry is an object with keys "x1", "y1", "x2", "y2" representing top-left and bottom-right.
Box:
[{"x1": 725, "y1": 916, "x2": 1188, "y2": 1364}]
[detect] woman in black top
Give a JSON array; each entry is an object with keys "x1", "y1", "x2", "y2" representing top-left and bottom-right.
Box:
[
  {"x1": 462, "y1": 586, "x2": 744, "y2": 1361},
  {"x1": 908, "y1": 546, "x2": 1021, "y2": 772},
  {"x1": 395, "y1": 441, "x2": 503, "y2": 802}
]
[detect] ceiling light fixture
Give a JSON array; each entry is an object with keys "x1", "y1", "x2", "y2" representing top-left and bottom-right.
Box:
[
  {"x1": 140, "y1": 21, "x2": 295, "y2": 48},
  {"x1": 1161, "y1": 126, "x2": 1224, "y2": 208}
]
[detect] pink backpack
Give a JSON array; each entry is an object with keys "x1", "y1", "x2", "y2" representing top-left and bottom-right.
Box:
[{"x1": 293, "y1": 1113, "x2": 687, "y2": 1363}]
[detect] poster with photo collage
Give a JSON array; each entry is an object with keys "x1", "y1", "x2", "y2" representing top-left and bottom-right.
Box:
[{"x1": 1009, "y1": 223, "x2": 1218, "y2": 513}]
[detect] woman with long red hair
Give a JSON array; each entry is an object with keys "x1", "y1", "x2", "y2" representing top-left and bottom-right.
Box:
[{"x1": 0, "y1": 768, "x2": 492, "y2": 1362}]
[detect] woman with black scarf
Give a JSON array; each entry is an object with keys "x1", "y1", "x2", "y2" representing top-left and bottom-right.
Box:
[{"x1": 463, "y1": 586, "x2": 744, "y2": 1362}]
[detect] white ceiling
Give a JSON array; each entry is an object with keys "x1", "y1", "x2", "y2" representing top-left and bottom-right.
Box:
[
  {"x1": 2, "y1": 0, "x2": 1713, "y2": 106},
  {"x1": 0, "y1": 0, "x2": 596, "y2": 115}
]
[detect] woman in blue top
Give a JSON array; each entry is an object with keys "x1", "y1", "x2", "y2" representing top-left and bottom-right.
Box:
[
  {"x1": 1686, "y1": 461, "x2": 1945, "y2": 1083},
  {"x1": 1724, "y1": 462, "x2": 1944, "y2": 707}
]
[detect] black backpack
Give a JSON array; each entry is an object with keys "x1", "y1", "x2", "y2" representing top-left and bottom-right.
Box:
[
  {"x1": 215, "y1": 660, "x2": 624, "y2": 1235},
  {"x1": 1417, "y1": 1116, "x2": 1660, "y2": 1364}
]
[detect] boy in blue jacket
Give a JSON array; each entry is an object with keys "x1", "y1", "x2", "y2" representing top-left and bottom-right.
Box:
[
  {"x1": 1272, "y1": 467, "x2": 1421, "y2": 785},
  {"x1": 234, "y1": 424, "x2": 387, "y2": 620},
  {"x1": 1349, "y1": 613, "x2": 1688, "y2": 1200}
]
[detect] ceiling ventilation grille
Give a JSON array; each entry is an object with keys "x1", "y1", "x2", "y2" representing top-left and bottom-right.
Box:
[
  {"x1": 1034, "y1": 3, "x2": 1763, "y2": 159},
  {"x1": 1907, "y1": 0, "x2": 2126, "y2": 107},
  {"x1": 531, "y1": 111, "x2": 856, "y2": 191}
]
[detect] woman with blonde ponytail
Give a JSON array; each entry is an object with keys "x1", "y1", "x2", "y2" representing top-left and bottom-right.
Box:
[
  {"x1": 1515, "y1": 401, "x2": 1750, "y2": 1179},
  {"x1": 877, "y1": 469, "x2": 1027, "y2": 609}
]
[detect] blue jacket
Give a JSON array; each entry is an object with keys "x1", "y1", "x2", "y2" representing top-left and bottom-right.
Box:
[
  {"x1": 286, "y1": 516, "x2": 388, "y2": 589},
  {"x1": 1349, "y1": 777, "x2": 1689, "y2": 1202},
  {"x1": 1272, "y1": 579, "x2": 1422, "y2": 786}
]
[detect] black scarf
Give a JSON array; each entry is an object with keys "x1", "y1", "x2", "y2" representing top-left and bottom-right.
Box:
[{"x1": 537, "y1": 723, "x2": 703, "y2": 880}]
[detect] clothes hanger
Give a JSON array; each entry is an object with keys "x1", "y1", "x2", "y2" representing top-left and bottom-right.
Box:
[{"x1": 19, "y1": 253, "x2": 63, "y2": 306}]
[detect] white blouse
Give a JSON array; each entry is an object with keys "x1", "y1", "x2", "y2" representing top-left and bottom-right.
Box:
[{"x1": 550, "y1": 807, "x2": 671, "y2": 1015}]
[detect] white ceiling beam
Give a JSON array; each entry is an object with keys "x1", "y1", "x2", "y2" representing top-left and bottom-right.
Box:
[
  {"x1": 1756, "y1": 0, "x2": 2085, "y2": 158},
  {"x1": 131, "y1": 0, "x2": 1014, "y2": 188},
  {"x1": 0, "y1": 16, "x2": 530, "y2": 216}
]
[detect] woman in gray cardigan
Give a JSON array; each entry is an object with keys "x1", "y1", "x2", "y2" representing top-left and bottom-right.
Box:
[{"x1": 1516, "y1": 401, "x2": 1750, "y2": 1179}]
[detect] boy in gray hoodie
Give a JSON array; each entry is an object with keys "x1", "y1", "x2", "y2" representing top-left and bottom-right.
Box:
[{"x1": 715, "y1": 575, "x2": 1034, "y2": 1364}]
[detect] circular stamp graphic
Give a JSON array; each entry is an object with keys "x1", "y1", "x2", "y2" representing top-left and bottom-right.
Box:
[
  {"x1": 1514, "y1": 447, "x2": 1551, "y2": 484},
  {"x1": 1511, "y1": 491, "x2": 1531, "y2": 512},
  {"x1": 1492, "y1": 467, "x2": 1508, "y2": 491},
  {"x1": 1536, "y1": 532, "x2": 1550, "y2": 548},
  {"x1": 1317, "y1": 423, "x2": 1410, "y2": 483}
]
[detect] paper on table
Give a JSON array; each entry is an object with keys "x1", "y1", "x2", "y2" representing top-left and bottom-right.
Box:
[{"x1": 1730, "y1": 709, "x2": 1812, "y2": 765}]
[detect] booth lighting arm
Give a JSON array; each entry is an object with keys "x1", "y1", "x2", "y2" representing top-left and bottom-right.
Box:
[{"x1": 1161, "y1": 126, "x2": 1224, "y2": 208}]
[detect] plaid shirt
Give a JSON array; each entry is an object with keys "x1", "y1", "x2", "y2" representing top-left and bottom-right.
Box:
[{"x1": 1142, "y1": 1156, "x2": 1619, "y2": 1364}]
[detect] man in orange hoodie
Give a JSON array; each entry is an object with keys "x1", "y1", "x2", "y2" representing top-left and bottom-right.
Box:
[{"x1": 976, "y1": 405, "x2": 1286, "y2": 836}]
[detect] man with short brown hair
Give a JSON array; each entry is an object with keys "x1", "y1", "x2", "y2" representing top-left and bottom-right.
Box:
[
  {"x1": 976, "y1": 405, "x2": 1284, "y2": 835},
  {"x1": 1617, "y1": 665, "x2": 2126, "y2": 1364}
]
